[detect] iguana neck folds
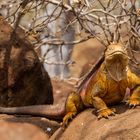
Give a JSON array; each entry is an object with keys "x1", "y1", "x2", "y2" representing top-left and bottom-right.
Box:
[{"x1": 104, "y1": 43, "x2": 129, "y2": 82}]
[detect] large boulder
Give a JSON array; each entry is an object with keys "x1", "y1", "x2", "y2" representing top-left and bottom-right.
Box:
[
  {"x1": 51, "y1": 104, "x2": 140, "y2": 140},
  {"x1": 0, "y1": 16, "x2": 53, "y2": 106}
]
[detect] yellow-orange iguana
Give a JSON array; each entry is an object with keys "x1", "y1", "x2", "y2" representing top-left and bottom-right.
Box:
[{"x1": 0, "y1": 43, "x2": 140, "y2": 126}]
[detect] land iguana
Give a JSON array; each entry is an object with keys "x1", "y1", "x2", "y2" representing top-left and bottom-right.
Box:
[{"x1": 0, "y1": 43, "x2": 140, "y2": 126}]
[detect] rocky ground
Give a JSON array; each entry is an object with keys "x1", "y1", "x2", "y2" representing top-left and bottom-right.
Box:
[
  {"x1": 53, "y1": 105, "x2": 140, "y2": 140},
  {"x1": 0, "y1": 78, "x2": 140, "y2": 140},
  {"x1": 0, "y1": 79, "x2": 74, "y2": 140}
]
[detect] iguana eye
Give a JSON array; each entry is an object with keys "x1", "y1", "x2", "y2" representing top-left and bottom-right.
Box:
[{"x1": 108, "y1": 46, "x2": 114, "y2": 51}]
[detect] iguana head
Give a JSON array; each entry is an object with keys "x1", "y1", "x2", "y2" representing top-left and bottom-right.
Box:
[{"x1": 104, "y1": 43, "x2": 128, "y2": 81}]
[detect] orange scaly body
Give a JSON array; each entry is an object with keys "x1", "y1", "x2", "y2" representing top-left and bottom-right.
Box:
[{"x1": 63, "y1": 43, "x2": 140, "y2": 124}]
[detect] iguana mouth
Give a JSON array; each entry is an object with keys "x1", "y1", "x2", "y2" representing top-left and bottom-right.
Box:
[{"x1": 106, "y1": 51, "x2": 128, "y2": 58}]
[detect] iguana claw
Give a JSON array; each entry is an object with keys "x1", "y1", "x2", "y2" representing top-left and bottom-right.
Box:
[
  {"x1": 97, "y1": 108, "x2": 116, "y2": 119},
  {"x1": 61, "y1": 112, "x2": 77, "y2": 128},
  {"x1": 126, "y1": 98, "x2": 140, "y2": 108}
]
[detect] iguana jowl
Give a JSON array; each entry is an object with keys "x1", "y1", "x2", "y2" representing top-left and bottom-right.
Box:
[{"x1": 0, "y1": 43, "x2": 140, "y2": 125}]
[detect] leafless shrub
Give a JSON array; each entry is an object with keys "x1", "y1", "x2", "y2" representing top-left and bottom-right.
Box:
[{"x1": 0, "y1": 0, "x2": 140, "y2": 78}]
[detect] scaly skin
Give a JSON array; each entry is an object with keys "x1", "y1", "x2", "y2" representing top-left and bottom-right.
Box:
[
  {"x1": 63, "y1": 43, "x2": 140, "y2": 124},
  {"x1": 0, "y1": 43, "x2": 139, "y2": 127}
]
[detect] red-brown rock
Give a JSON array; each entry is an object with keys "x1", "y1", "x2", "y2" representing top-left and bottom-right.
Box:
[
  {"x1": 0, "y1": 121, "x2": 49, "y2": 140},
  {"x1": 0, "y1": 16, "x2": 53, "y2": 106},
  {"x1": 51, "y1": 104, "x2": 140, "y2": 140}
]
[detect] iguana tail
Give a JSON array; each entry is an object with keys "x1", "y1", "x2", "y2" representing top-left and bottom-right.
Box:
[{"x1": 0, "y1": 103, "x2": 65, "y2": 120}]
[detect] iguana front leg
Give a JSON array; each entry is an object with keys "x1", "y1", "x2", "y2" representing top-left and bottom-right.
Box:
[
  {"x1": 87, "y1": 80, "x2": 115, "y2": 119},
  {"x1": 127, "y1": 70, "x2": 140, "y2": 107},
  {"x1": 62, "y1": 92, "x2": 83, "y2": 127},
  {"x1": 92, "y1": 96, "x2": 115, "y2": 119},
  {"x1": 127, "y1": 87, "x2": 140, "y2": 107}
]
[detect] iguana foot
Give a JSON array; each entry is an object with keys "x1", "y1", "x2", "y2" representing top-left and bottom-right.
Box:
[
  {"x1": 97, "y1": 108, "x2": 116, "y2": 119},
  {"x1": 126, "y1": 98, "x2": 140, "y2": 108},
  {"x1": 61, "y1": 112, "x2": 76, "y2": 128}
]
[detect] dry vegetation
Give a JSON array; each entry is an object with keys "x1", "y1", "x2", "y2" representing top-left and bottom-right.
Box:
[{"x1": 0, "y1": 0, "x2": 140, "y2": 79}]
